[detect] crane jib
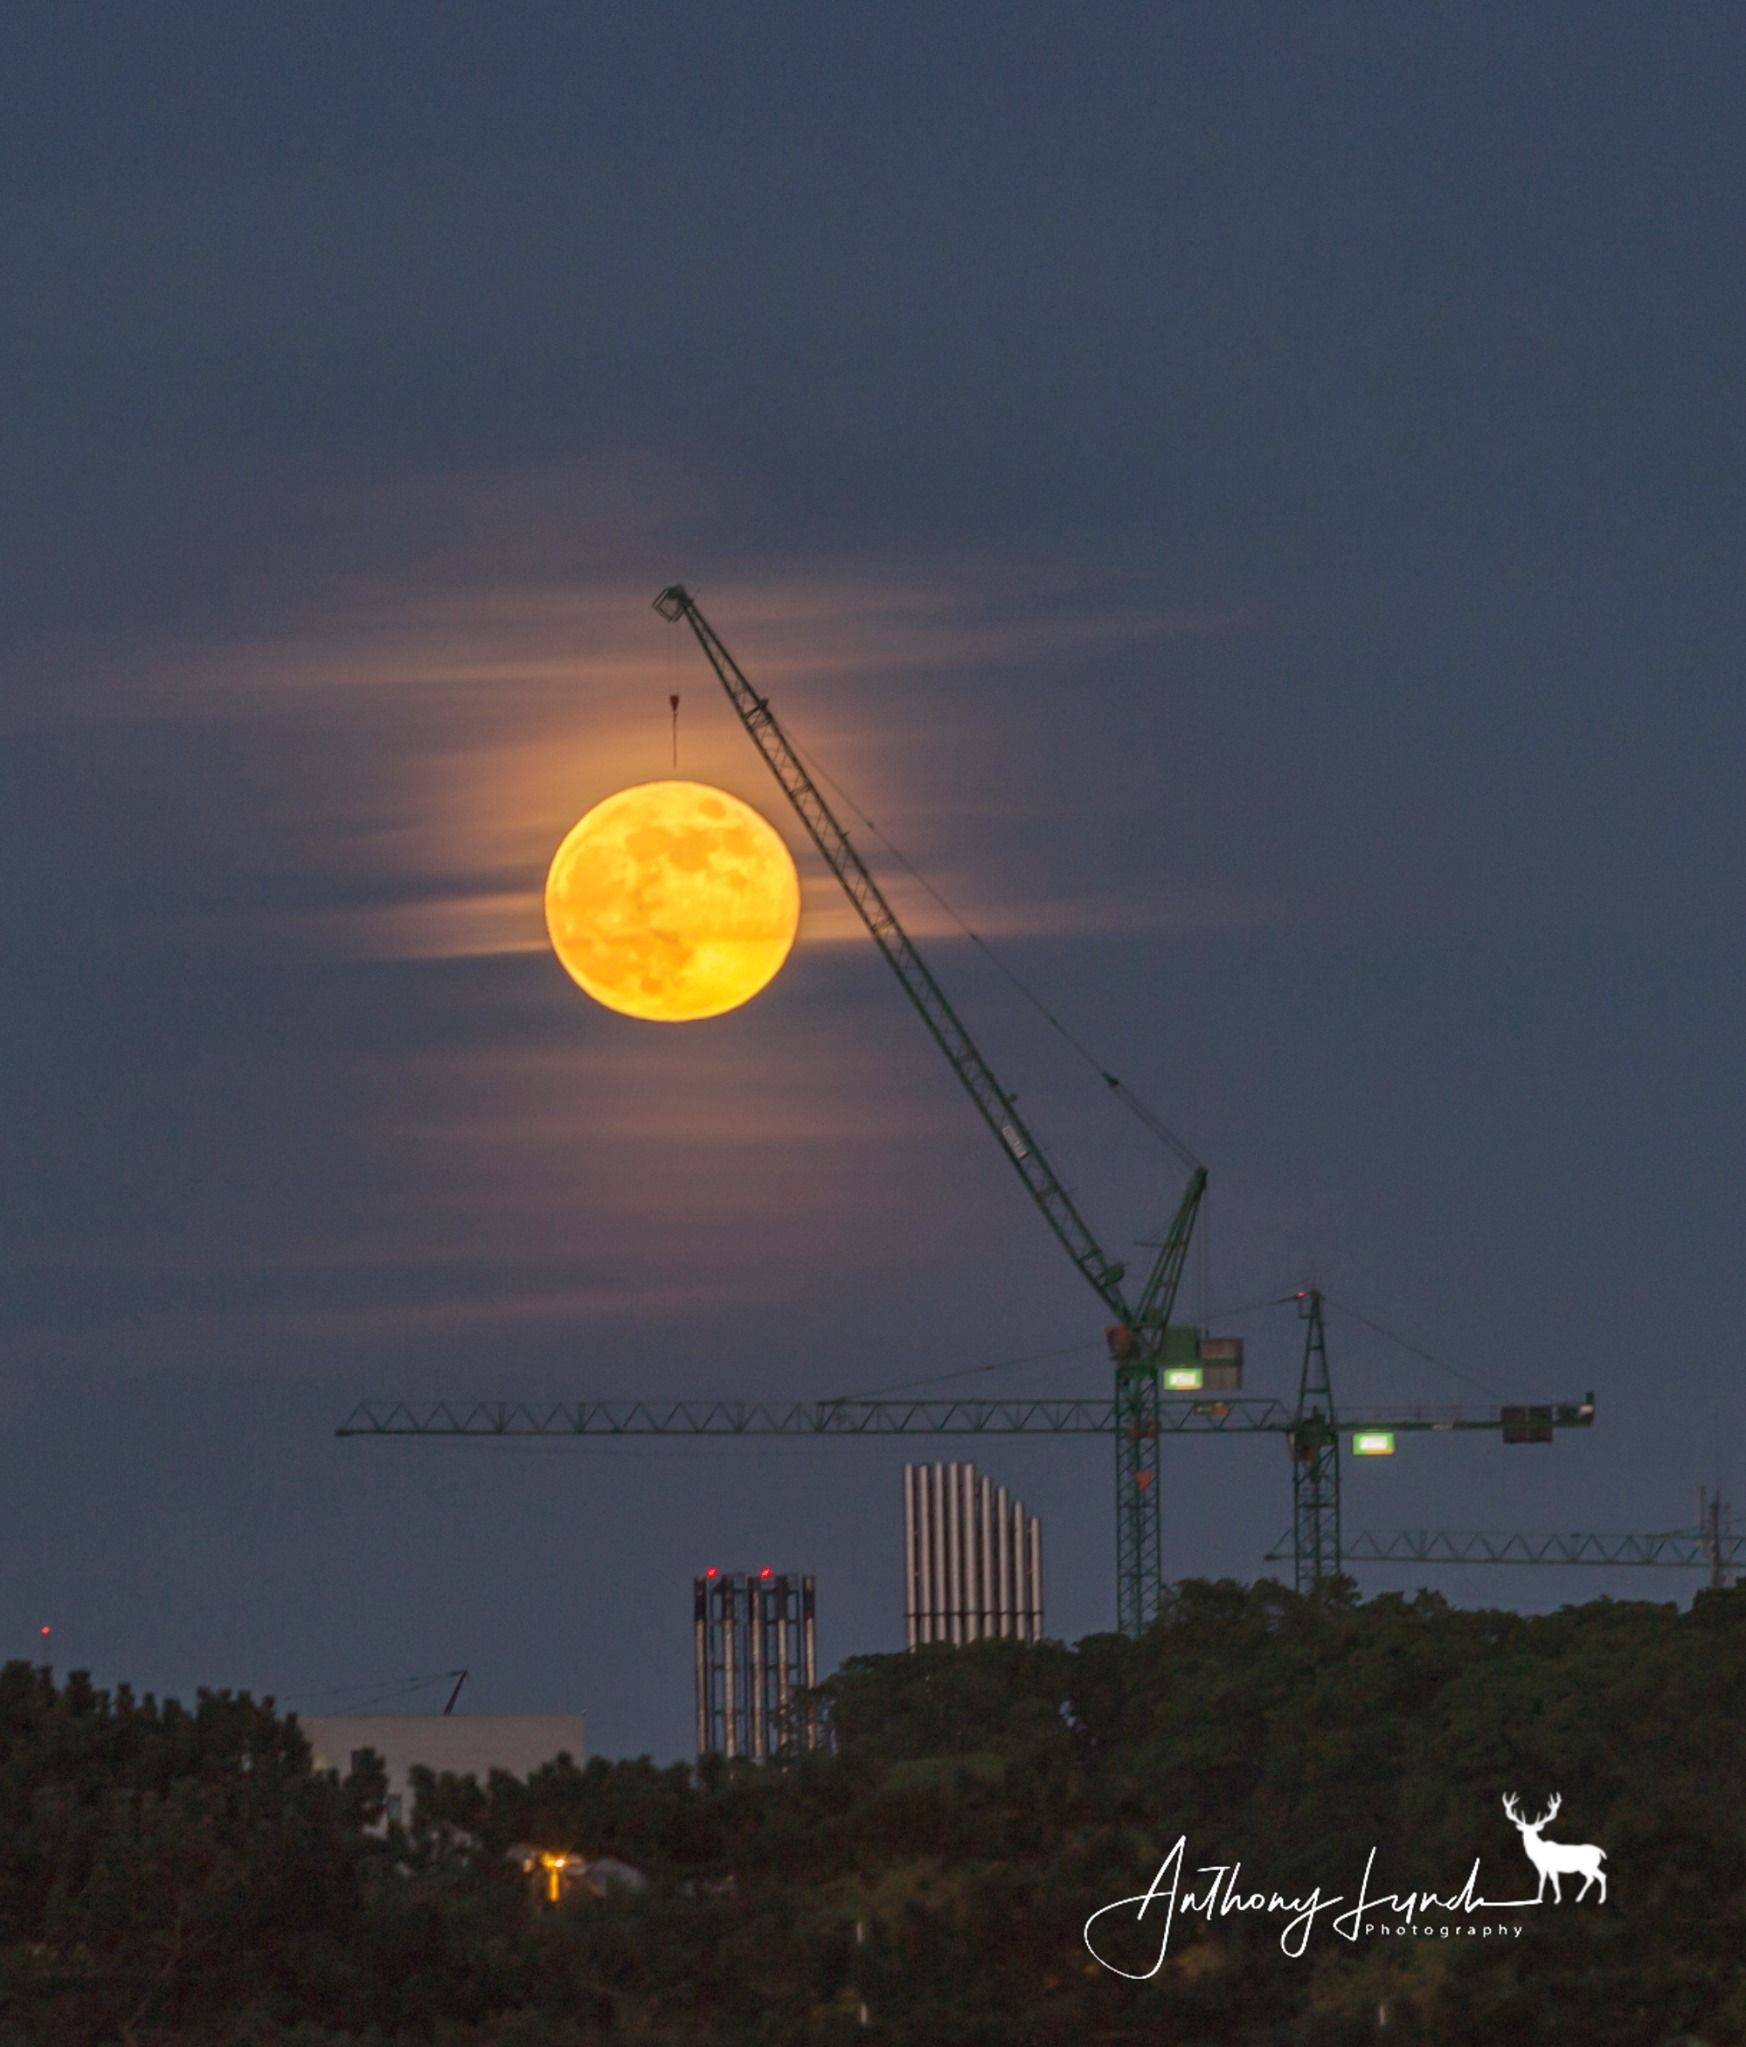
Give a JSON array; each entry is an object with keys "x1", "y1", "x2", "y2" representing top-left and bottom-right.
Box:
[{"x1": 654, "y1": 584, "x2": 1139, "y2": 1324}]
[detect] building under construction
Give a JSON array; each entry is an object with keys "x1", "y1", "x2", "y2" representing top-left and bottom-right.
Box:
[
  {"x1": 694, "y1": 1568, "x2": 819, "y2": 1761},
  {"x1": 904, "y1": 1461, "x2": 1043, "y2": 1646}
]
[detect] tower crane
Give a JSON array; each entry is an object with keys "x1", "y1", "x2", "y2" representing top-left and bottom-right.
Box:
[
  {"x1": 649, "y1": 583, "x2": 1205, "y2": 1634},
  {"x1": 1273, "y1": 1286, "x2": 1604, "y2": 1593},
  {"x1": 340, "y1": 587, "x2": 1599, "y2": 1633}
]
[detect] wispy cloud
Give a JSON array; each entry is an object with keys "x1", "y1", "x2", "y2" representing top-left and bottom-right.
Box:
[{"x1": 74, "y1": 455, "x2": 1271, "y2": 971}]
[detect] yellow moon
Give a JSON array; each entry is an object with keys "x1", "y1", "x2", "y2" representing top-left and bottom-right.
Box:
[{"x1": 544, "y1": 780, "x2": 801, "y2": 1022}]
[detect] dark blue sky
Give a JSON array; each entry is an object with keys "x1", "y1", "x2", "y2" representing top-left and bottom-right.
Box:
[{"x1": 3, "y1": 5, "x2": 1742, "y2": 1759}]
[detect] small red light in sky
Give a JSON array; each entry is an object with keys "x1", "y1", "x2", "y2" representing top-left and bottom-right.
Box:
[
  {"x1": 705, "y1": 1567, "x2": 718, "y2": 1579},
  {"x1": 39, "y1": 1626, "x2": 51, "y2": 1637},
  {"x1": 760, "y1": 1567, "x2": 772, "y2": 1578}
]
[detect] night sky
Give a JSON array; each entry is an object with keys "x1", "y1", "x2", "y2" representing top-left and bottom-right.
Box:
[{"x1": 4, "y1": 6, "x2": 1742, "y2": 1761}]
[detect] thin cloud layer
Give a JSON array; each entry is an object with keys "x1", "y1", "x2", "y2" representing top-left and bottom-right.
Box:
[{"x1": 55, "y1": 461, "x2": 1270, "y2": 978}]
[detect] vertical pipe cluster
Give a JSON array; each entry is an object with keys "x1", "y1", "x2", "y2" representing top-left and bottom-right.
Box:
[
  {"x1": 694, "y1": 1572, "x2": 821, "y2": 1761},
  {"x1": 903, "y1": 1462, "x2": 1044, "y2": 1647}
]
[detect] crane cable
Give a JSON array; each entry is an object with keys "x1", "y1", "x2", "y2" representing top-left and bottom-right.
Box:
[
  {"x1": 274, "y1": 1669, "x2": 467, "y2": 1711},
  {"x1": 1199, "y1": 1288, "x2": 1506, "y2": 1400},
  {"x1": 1321, "y1": 1293, "x2": 1506, "y2": 1401},
  {"x1": 786, "y1": 735, "x2": 1203, "y2": 1173},
  {"x1": 827, "y1": 1338, "x2": 1105, "y2": 1402}
]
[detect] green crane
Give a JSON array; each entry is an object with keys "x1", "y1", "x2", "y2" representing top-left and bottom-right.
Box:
[
  {"x1": 339, "y1": 589, "x2": 1599, "y2": 1630},
  {"x1": 649, "y1": 583, "x2": 1205, "y2": 1633},
  {"x1": 1268, "y1": 1286, "x2": 1607, "y2": 1593}
]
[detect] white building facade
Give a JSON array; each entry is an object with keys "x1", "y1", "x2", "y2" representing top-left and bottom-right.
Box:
[
  {"x1": 903, "y1": 1461, "x2": 1043, "y2": 1646},
  {"x1": 300, "y1": 1713, "x2": 586, "y2": 1827}
]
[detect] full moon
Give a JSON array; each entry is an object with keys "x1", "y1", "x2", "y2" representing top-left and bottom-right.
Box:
[{"x1": 544, "y1": 780, "x2": 801, "y2": 1022}]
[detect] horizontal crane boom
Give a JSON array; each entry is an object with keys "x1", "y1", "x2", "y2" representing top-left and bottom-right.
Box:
[
  {"x1": 1268, "y1": 1523, "x2": 1729, "y2": 1568},
  {"x1": 339, "y1": 1395, "x2": 1595, "y2": 1440}
]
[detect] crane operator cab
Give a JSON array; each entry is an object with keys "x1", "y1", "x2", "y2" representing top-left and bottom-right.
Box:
[{"x1": 1105, "y1": 1325, "x2": 1244, "y2": 1393}]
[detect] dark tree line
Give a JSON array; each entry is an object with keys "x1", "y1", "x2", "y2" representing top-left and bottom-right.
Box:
[{"x1": 3, "y1": 1580, "x2": 1744, "y2": 2045}]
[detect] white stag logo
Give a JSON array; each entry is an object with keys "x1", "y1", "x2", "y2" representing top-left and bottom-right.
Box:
[{"x1": 1502, "y1": 1793, "x2": 1607, "y2": 1903}]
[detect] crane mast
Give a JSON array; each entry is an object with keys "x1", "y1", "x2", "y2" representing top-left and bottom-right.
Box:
[{"x1": 655, "y1": 583, "x2": 1204, "y2": 1629}]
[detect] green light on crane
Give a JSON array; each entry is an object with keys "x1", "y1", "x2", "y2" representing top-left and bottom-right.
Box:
[
  {"x1": 1164, "y1": 1367, "x2": 1205, "y2": 1391},
  {"x1": 1353, "y1": 1431, "x2": 1397, "y2": 1457}
]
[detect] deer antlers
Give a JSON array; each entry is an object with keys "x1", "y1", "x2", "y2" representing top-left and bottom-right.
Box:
[{"x1": 1502, "y1": 1792, "x2": 1561, "y2": 1828}]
